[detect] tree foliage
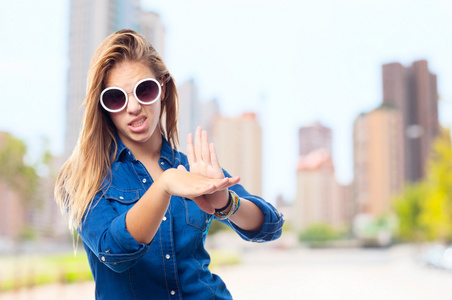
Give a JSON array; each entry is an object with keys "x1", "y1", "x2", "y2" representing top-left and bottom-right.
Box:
[
  {"x1": 298, "y1": 223, "x2": 338, "y2": 244},
  {"x1": 0, "y1": 133, "x2": 39, "y2": 204},
  {"x1": 394, "y1": 183, "x2": 426, "y2": 241},
  {"x1": 394, "y1": 128, "x2": 452, "y2": 242}
]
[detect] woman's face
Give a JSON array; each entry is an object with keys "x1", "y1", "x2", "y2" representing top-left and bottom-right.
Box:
[{"x1": 105, "y1": 60, "x2": 164, "y2": 148}]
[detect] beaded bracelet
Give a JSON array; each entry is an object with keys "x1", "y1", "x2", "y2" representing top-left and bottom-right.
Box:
[
  {"x1": 214, "y1": 190, "x2": 241, "y2": 220},
  {"x1": 215, "y1": 193, "x2": 232, "y2": 213}
]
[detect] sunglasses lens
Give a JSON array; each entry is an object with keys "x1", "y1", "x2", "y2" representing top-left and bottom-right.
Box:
[
  {"x1": 102, "y1": 89, "x2": 126, "y2": 111},
  {"x1": 136, "y1": 80, "x2": 160, "y2": 103}
]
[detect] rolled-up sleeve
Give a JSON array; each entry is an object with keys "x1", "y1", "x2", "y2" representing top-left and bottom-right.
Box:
[
  {"x1": 79, "y1": 193, "x2": 149, "y2": 273},
  {"x1": 227, "y1": 193, "x2": 284, "y2": 242},
  {"x1": 217, "y1": 170, "x2": 284, "y2": 242}
]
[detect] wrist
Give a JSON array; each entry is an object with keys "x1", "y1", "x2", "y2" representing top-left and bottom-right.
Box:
[
  {"x1": 215, "y1": 191, "x2": 232, "y2": 212},
  {"x1": 157, "y1": 169, "x2": 172, "y2": 196},
  {"x1": 214, "y1": 190, "x2": 241, "y2": 220}
]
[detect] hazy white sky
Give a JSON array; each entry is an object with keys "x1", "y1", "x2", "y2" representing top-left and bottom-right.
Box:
[{"x1": 1, "y1": 0, "x2": 451, "y2": 202}]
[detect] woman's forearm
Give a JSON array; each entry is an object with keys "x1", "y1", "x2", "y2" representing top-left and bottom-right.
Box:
[
  {"x1": 125, "y1": 176, "x2": 171, "y2": 244},
  {"x1": 228, "y1": 198, "x2": 264, "y2": 232},
  {"x1": 125, "y1": 169, "x2": 239, "y2": 244}
]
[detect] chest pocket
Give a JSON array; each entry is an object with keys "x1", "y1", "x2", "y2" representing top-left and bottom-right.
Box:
[
  {"x1": 183, "y1": 198, "x2": 211, "y2": 232},
  {"x1": 104, "y1": 187, "x2": 141, "y2": 215}
]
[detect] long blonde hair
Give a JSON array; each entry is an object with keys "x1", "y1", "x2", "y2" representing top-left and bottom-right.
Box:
[{"x1": 55, "y1": 29, "x2": 179, "y2": 230}]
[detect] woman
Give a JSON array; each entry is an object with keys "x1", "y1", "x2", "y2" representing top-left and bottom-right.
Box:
[{"x1": 55, "y1": 29, "x2": 284, "y2": 299}]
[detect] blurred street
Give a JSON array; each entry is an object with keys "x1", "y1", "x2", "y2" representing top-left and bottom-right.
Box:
[
  {"x1": 2, "y1": 243, "x2": 452, "y2": 300},
  {"x1": 218, "y1": 244, "x2": 452, "y2": 300}
]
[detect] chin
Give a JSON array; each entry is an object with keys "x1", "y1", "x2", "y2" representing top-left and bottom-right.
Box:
[
  {"x1": 129, "y1": 132, "x2": 152, "y2": 144},
  {"x1": 118, "y1": 124, "x2": 159, "y2": 146},
  {"x1": 133, "y1": 128, "x2": 158, "y2": 144}
]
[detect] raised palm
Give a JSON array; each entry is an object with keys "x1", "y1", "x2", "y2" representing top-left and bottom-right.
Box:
[{"x1": 186, "y1": 126, "x2": 230, "y2": 209}]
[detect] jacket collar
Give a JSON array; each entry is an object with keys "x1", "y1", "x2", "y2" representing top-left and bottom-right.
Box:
[{"x1": 113, "y1": 134, "x2": 176, "y2": 166}]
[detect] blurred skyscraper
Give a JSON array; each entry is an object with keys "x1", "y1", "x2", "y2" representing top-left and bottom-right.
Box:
[
  {"x1": 382, "y1": 60, "x2": 439, "y2": 182},
  {"x1": 178, "y1": 79, "x2": 220, "y2": 152},
  {"x1": 353, "y1": 106, "x2": 404, "y2": 217},
  {"x1": 298, "y1": 121, "x2": 332, "y2": 156},
  {"x1": 0, "y1": 132, "x2": 27, "y2": 241},
  {"x1": 0, "y1": 132, "x2": 67, "y2": 242},
  {"x1": 178, "y1": 79, "x2": 200, "y2": 152},
  {"x1": 212, "y1": 113, "x2": 262, "y2": 197},
  {"x1": 295, "y1": 149, "x2": 335, "y2": 229},
  {"x1": 139, "y1": 11, "x2": 165, "y2": 60},
  {"x1": 294, "y1": 122, "x2": 351, "y2": 231},
  {"x1": 64, "y1": 0, "x2": 165, "y2": 156}
]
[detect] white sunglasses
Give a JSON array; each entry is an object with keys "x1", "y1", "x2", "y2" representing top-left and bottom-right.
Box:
[{"x1": 100, "y1": 78, "x2": 163, "y2": 113}]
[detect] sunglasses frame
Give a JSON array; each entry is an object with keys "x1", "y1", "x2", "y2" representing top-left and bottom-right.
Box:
[{"x1": 100, "y1": 78, "x2": 163, "y2": 113}]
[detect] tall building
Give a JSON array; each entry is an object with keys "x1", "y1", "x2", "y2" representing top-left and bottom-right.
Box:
[
  {"x1": 298, "y1": 121, "x2": 332, "y2": 156},
  {"x1": 293, "y1": 122, "x2": 351, "y2": 230},
  {"x1": 139, "y1": 11, "x2": 165, "y2": 58},
  {"x1": 0, "y1": 181, "x2": 24, "y2": 240},
  {"x1": 0, "y1": 132, "x2": 68, "y2": 242},
  {"x1": 353, "y1": 106, "x2": 404, "y2": 217},
  {"x1": 30, "y1": 156, "x2": 70, "y2": 240},
  {"x1": 0, "y1": 132, "x2": 28, "y2": 241},
  {"x1": 177, "y1": 79, "x2": 219, "y2": 152},
  {"x1": 64, "y1": 1, "x2": 165, "y2": 156},
  {"x1": 212, "y1": 113, "x2": 262, "y2": 197},
  {"x1": 294, "y1": 150, "x2": 336, "y2": 229},
  {"x1": 178, "y1": 79, "x2": 200, "y2": 152},
  {"x1": 382, "y1": 60, "x2": 439, "y2": 182}
]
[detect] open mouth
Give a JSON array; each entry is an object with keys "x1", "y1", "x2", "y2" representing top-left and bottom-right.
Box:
[{"x1": 129, "y1": 116, "x2": 147, "y2": 127}]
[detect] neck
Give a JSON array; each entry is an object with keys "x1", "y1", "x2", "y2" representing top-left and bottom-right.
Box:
[{"x1": 121, "y1": 131, "x2": 163, "y2": 162}]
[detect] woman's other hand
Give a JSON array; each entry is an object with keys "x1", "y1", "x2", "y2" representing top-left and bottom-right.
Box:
[
  {"x1": 186, "y1": 126, "x2": 238, "y2": 210},
  {"x1": 159, "y1": 167, "x2": 239, "y2": 214}
]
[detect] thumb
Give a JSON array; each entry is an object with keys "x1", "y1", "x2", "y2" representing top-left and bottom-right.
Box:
[
  {"x1": 192, "y1": 195, "x2": 215, "y2": 214},
  {"x1": 177, "y1": 164, "x2": 188, "y2": 171}
]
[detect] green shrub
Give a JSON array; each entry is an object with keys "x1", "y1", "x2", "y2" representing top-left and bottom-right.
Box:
[{"x1": 298, "y1": 223, "x2": 338, "y2": 246}]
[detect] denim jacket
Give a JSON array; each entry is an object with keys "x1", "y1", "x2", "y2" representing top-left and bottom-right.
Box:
[{"x1": 79, "y1": 135, "x2": 284, "y2": 299}]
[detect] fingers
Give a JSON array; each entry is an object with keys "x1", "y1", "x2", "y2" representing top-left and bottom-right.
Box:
[
  {"x1": 190, "y1": 126, "x2": 211, "y2": 164},
  {"x1": 187, "y1": 133, "x2": 196, "y2": 164},
  {"x1": 201, "y1": 130, "x2": 210, "y2": 163},
  {"x1": 177, "y1": 164, "x2": 187, "y2": 171},
  {"x1": 187, "y1": 126, "x2": 225, "y2": 180},
  {"x1": 208, "y1": 176, "x2": 240, "y2": 192},
  {"x1": 194, "y1": 126, "x2": 202, "y2": 161},
  {"x1": 226, "y1": 176, "x2": 240, "y2": 187},
  {"x1": 162, "y1": 169, "x2": 239, "y2": 214},
  {"x1": 191, "y1": 195, "x2": 215, "y2": 214},
  {"x1": 190, "y1": 177, "x2": 240, "y2": 214},
  {"x1": 209, "y1": 142, "x2": 222, "y2": 170}
]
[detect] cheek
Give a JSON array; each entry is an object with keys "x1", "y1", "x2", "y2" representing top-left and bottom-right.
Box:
[
  {"x1": 108, "y1": 112, "x2": 123, "y2": 129},
  {"x1": 147, "y1": 103, "x2": 162, "y2": 121}
]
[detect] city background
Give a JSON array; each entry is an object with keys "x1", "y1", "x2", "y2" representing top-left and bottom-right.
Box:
[{"x1": 1, "y1": 0, "x2": 452, "y2": 299}]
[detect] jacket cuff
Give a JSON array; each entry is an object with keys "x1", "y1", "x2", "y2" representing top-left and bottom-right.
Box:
[
  {"x1": 99, "y1": 212, "x2": 149, "y2": 272},
  {"x1": 226, "y1": 196, "x2": 284, "y2": 242}
]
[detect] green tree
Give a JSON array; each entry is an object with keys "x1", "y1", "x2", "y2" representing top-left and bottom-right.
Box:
[
  {"x1": 394, "y1": 128, "x2": 452, "y2": 242},
  {"x1": 298, "y1": 223, "x2": 338, "y2": 245},
  {"x1": 0, "y1": 133, "x2": 39, "y2": 204},
  {"x1": 394, "y1": 182, "x2": 426, "y2": 241},
  {"x1": 419, "y1": 129, "x2": 452, "y2": 241}
]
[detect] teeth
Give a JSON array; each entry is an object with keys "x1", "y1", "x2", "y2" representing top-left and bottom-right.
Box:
[{"x1": 131, "y1": 118, "x2": 145, "y2": 127}]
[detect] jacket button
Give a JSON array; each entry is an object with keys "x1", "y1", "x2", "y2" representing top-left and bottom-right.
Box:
[
  {"x1": 101, "y1": 256, "x2": 106, "y2": 262},
  {"x1": 171, "y1": 291, "x2": 176, "y2": 295}
]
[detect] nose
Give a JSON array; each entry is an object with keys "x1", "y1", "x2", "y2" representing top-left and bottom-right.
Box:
[{"x1": 126, "y1": 92, "x2": 142, "y2": 115}]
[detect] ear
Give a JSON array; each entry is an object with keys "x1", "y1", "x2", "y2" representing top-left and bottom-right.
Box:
[{"x1": 160, "y1": 78, "x2": 166, "y2": 101}]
